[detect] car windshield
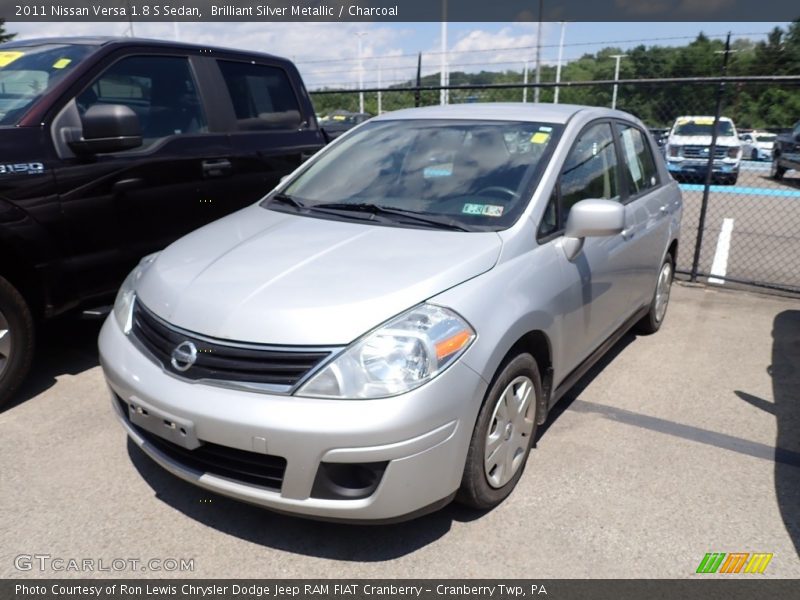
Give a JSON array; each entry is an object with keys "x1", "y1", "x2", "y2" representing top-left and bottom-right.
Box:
[
  {"x1": 0, "y1": 43, "x2": 96, "y2": 125},
  {"x1": 270, "y1": 119, "x2": 562, "y2": 231},
  {"x1": 673, "y1": 119, "x2": 735, "y2": 137}
]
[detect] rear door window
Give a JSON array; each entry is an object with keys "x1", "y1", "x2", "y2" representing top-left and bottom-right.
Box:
[
  {"x1": 217, "y1": 61, "x2": 301, "y2": 131},
  {"x1": 618, "y1": 124, "x2": 659, "y2": 197}
]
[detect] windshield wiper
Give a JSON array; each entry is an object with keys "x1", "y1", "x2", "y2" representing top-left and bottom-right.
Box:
[
  {"x1": 311, "y1": 202, "x2": 469, "y2": 232},
  {"x1": 269, "y1": 193, "x2": 306, "y2": 209}
]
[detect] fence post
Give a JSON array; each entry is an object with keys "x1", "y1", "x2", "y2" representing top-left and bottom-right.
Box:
[{"x1": 691, "y1": 32, "x2": 731, "y2": 282}]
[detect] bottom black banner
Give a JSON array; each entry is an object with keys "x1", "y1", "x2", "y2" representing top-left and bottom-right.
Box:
[{"x1": 2, "y1": 580, "x2": 798, "y2": 600}]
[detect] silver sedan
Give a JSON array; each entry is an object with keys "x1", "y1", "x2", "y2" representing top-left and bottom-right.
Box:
[{"x1": 99, "y1": 103, "x2": 682, "y2": 522}]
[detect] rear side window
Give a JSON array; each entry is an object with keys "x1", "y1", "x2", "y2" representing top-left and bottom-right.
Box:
[
  {"x1": 217, "y1": 61, "x2": 301, "y2": 131},
  {"x1": 618, "y1": 125, "x2": 658, "y2": 196},
  {"x1": 76, "y1": 55, "x2": 207, "y2": 143}
]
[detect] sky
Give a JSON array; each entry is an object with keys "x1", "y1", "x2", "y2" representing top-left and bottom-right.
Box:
[{"x1": 7, "y1": 20, "x2": 791, "y2": 89}]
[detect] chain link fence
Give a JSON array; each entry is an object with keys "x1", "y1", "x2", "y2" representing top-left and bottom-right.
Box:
[{"x1": 311, "y1": 76, "x2": 800, "y2": 295}]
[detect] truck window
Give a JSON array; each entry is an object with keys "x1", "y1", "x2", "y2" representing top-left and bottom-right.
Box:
[
  {"x1": 76, "y1": 55, "x2": 207, "y2": 144},
  {"x1": 217, "y1": 60, "x2": 302, "y2": 131}
]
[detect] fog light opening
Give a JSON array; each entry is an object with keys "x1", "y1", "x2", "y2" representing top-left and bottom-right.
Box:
[{"x1": 311, "y1": 461, "x2": 388, "y2": 500}]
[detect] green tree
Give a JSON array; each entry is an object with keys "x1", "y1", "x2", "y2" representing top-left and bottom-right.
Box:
[{"x1": 0, "y1": 18, "x2": 16, "y2": 44}]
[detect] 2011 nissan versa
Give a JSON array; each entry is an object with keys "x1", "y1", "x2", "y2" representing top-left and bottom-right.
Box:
[{"x1": 99, "y1": 103, "x2": 682, "y2": 522}]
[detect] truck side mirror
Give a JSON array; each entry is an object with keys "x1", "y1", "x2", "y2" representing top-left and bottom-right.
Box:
[{"x1": 68, "y1": 104, "x2": 143, "y2": 155}]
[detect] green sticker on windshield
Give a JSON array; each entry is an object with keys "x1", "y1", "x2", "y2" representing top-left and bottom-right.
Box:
[{"x1": 462, "y1": 203, "x2": 504, "y2": 217}]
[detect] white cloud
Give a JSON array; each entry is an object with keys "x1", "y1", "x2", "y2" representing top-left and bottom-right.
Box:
[{"x1": 6, "y1": 21, "x2": 551, "y2": 89}]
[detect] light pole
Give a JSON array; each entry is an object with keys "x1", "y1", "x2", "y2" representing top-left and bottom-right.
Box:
[
  {"x1": 440, "y1": 0, "x2": 448, "y2": 105},
  {"x1": 554, "y1": 21, "x2": 566, "y2": 104},
  {"x1": 377, "y1": 63, "x2": 382, "y2": 115},
  {"x1": 356, "y1": 31, "x2": 368, "y2": 114},
  {"x1": 534, "y1": 0, "x2": 543, "y2": 103},
  {"x1": 522, "y1": 60, "x2": 529, "y2": 103},
  {"x1": 610, "y1": 53, "x2": 626, "y2": 110}
]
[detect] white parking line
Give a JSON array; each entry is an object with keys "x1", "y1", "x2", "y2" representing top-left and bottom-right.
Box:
[{"x1": 708, "y1": 218, "x2": 735, "y2": 284}]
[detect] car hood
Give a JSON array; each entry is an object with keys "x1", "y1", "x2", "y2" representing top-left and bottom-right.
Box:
[
  {"x1": 136, "y1": 205, "x2": 502, "y2": 345},
  {"x1": 669, "y1": 134, "x2": 740, "y2": 147}
]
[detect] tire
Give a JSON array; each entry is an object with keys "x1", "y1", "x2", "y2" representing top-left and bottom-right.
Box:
[
  {"x1": 457, "y1": 353, "x2": 541, "y2": 510},
  {"x1": 771, "y1": 157, "x2": 786, "y2": 181},
  {"x1": 751, "y1": 149, "x2": 758, "y2": 161},
  {"x1": 0, "y1": 276, "x2": 35, "y2": 408},
  {"x1": 636, "y1": 253, "x2": 674, "y2": 335},
  {"x1": 727, "y1": 173, "x2": 738, "y2": 185}
]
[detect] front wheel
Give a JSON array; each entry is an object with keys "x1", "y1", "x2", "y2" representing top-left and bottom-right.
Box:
[
  {"x1": 0, "y1": 276, "x2": 35, "y2": 408},
  {"x1": 771, "y1": 157, "x2": 786, "y2": 180},
  {"x1": 457, "y1": 353, "x2": 541, "y2": 510},
  {"x1": 636, "y1": 254, "x2": 673, "y2": 335}
]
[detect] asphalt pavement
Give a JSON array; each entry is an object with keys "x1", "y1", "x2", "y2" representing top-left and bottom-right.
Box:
[
  {"x1": 1, "y1": 284, "x2": 799, "y2": 578},
  {"x1": 675, "y1": 162, "x2": 800, "y2": 293}
]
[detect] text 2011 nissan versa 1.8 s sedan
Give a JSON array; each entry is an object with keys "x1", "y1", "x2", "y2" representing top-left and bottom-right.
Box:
[{"x1": 99, "y1": 103, "x2": 682, "y2": 522}]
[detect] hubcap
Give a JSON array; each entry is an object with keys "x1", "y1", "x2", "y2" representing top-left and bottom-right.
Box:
[
  {"x1": 654, "y1": 262, "x2": 672, "y2": 324},
  {"x1": 484, "y1": 375, "x2": 536, "y2": 489},
  {"x1": 0, "y1": 308, "x2": 10, "y2": 379}
]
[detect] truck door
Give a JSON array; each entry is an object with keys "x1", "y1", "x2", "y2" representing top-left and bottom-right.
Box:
[
  {"x1": 50, "y1": 51, "x2": 232, "y2": 300},
  {"x1": 203, "y1": 57, "x2": 326, "y2": 218}
]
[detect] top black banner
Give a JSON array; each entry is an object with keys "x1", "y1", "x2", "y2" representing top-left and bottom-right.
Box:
[{"x1": 1, "y1": 0, "x2": 799, "y2": 22}]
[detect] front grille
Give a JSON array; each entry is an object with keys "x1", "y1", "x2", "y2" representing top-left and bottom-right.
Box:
[
  {"x1": 118, "y1": 397, "x2": 286, "y2": 491},
  {"x1": 131, "y1": 301, "x2": 331, "y2": 388},
  {"x1": 683, "y1": 145, "x2": 727, "y2": 159}
]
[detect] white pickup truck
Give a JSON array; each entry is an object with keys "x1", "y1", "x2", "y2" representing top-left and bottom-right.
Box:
[{"x1": 664, "y1": 116, "x2": 742, "y2": 185}]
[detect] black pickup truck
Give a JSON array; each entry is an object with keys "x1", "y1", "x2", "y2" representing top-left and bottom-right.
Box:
[
  {"x1": 771, "y1": 120, "x2": 800, "y2": 180},
  {"x1": 0, "y1": 37, "x2": 327, "y2": 405}
]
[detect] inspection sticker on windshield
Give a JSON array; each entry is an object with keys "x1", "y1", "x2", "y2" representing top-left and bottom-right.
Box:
[
  {"x1": 52, "y1": 58, "x2": 72, "y2": 69},
  {"x1": 463, "y1": 203, "x2": 504, "y2": 217},
  {"x1": 0, "y1": 51, "x2": 24, "y2": 67}
]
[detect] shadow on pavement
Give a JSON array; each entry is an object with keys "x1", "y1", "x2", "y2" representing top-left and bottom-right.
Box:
[
  {"x1": 736, "y1": 310, "x2": 800, "y2": 558},
  {"x1": 127, "y1": 439, "x2": 485, "y2": 561},
  {"x1": 1, "y1": 316, "x2": 103, "y2": 413},
  {"x1": 537, "y1": 330, "x2": 638, "y2": 442}
]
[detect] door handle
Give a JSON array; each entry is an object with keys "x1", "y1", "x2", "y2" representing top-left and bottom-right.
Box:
[
  {"x1": 113, "y1": 178, "x2": 145, "y2": 194},
  {"x1": 659, "y1": 205, "x2": 669, "y2": 215},
  {"x1": 202, "y1": 159, "x2": 232, "y2": 178},
  {"x1": 621, "y1": 228, "x2": 635, "y2": 240}
]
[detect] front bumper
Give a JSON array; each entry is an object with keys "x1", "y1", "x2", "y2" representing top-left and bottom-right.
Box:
[
  {"x1": 99, "y1": 316, "x2": 488, "y2": 521},
  {"x1": 667, "y1": 159, "x2": 739, "y2": 176}
]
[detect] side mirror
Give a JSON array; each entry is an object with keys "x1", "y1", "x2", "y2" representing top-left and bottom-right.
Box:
[
  {"x1": 68, "y1": 104, "x2": 142, "y2": 155},
  {"x1": 562, "y1": 199, "x2": 625, "y2": 261}
]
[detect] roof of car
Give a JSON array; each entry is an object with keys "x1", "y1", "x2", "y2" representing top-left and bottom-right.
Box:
[
  {"x1": 0, "y1": 36, "x2": 288, "y2": 62},
  {"x1": 372, "y1": 103, "x2": 634, "y2": 125}
]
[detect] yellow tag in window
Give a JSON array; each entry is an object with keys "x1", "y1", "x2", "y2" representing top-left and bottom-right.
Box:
[
  {"x1": 53, "y1": 58, "x2": 72, "y2": 69},
  {"x1": 0, "y1": 51, "x2": 25, "y2": 67},
  {"x1": 531, "y1": 132, "x2": 550, "y2": 144}
]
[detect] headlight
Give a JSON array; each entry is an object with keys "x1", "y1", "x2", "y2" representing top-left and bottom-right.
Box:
[
  {"x1": 113, "y1": 253, "x2": 159, "y2": 334},
  {"x1": 727, "y1": 146, "x2": 740, "y2": 159},
  {"x1": 297, "y1": 304, "x2": 475, "y2": 399},
  {"x1": 668, "y1": 145, "x2": 681, "y2": 158}
]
